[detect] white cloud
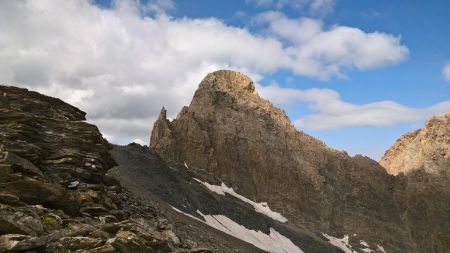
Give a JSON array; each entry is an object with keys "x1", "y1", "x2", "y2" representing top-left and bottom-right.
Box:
[
  {"x1": 443, "y1": 63, "x2": 450, "y2": 81},
  {"x1": 0, "y1": 0, "x2": 409, "y2": 144},
  {"x1": 245, "y1": 0, "x2": 335, "y2": 13},
  {"x1": 255, "y1": 12, "x2": 409, "y2": 78},
  {"x1": 258, "y1": 84, "x2": 450, "y2": 131}
]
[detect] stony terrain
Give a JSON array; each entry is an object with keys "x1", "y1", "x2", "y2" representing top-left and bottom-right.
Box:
[
  {"x1": 0, "y1": 85, "x2": 210, "y2": 253},
  {"x1": 109, "y1": 143, "x2": 342, "y2": 253},
  {"x1": 151, "y1": 70, "x2": 450, "y2": 253}
]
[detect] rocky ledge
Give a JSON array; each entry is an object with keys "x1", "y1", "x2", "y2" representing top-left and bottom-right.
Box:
[{"x1": 0, "y1": 85, "x2": 209, "y2": 253}]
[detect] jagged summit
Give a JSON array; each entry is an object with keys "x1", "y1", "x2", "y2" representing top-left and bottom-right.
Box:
[
  {"x1": 380, "y1": 112, "x2": 450, "y2": 175},
  {"x1": 198, "y1": 70, "x2": 256, "y2": 94},
  {"x1": 187, "y1": 70, "x2": 293, "y2": 130}
]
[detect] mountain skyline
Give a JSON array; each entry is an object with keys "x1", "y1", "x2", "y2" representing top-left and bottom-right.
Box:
[
  {"x1": 1, "y1": 70, "x2": 449, "y2": 252},
  {"x1": 0, "y1": 0, "x2": 449, "y2": 159}
]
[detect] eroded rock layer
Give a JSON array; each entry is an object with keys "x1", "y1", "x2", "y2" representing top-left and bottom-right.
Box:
[{"x1": 0, "y1": 85, "x2": 209, "y2": 253}]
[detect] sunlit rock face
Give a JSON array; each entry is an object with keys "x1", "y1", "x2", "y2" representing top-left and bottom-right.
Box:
[
  {"x1": 150, "y1": 70, "x2": 426, "y2": 252},
  {"x1": 380, "y1": 113, "x2": 450, "y2": 176}
]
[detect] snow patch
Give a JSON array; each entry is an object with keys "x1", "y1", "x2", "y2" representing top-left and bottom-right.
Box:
[
  {"x1": 194, "y1": 178, "x2": 287, "y2": 223},
  {"x1": 172, "y1": 206, "x2": 302, "y2": 253},
  {"x1": 184, "y1": 161, "x2": 189, "y2": 169},
  {"x1": 322, "y1": 233, "x2": 355, "y2": 253},
  {"x1": 171, "y1": 206, "x2": 203, "y2": 222},
  {"x1": 322, "y1": 233, "x2": 387, "y2": 253},
  {"x1": 360, "y1": 240, "x2": 369, "y2": 247},
  {"x1": 360, "y1": 240, "x2": 374, "y2": 252},
  {"x1": 377, "y1": 244, "x2": 387, "y2": 253}
]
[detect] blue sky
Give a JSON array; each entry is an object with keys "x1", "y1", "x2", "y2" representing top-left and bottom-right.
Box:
[{"x1": 1, "y1": 0, "x2": 449, "y2": 159}]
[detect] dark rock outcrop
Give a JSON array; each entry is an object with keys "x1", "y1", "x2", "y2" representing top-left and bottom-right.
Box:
[
  {"x1": 0, "y1": 85, "x2": 207, "y2": 252},
  {"x1": 150, "y1": 70, "x2": 448, "y2": 253}
]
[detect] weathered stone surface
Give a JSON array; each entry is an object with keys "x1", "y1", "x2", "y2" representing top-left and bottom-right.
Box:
[
  {"x1": 0, "y1": 234, "x2": 46, "y2": 252},
  {"x1": 0, "y1": 207, "x2": 44, "y2": 236},
  {"x1": 150, "y1": 70, "x2": 449, "y2": 253},
  {"x1": 0, "y1": 85, "x2": 208, "y2": 253},
  {"x1": 1, "y1": 179, "x2": 66, "y2": 205},
  {"x1": 59, "y1": 236, "x2": 103, "y2": 250},
  {"x1": 380, "y1": 113, "x2": 450, "y2": 175}
]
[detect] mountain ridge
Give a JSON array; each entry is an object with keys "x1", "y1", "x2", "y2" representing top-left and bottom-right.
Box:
[
  {"x1": 150, "y1": 70, "x2": 420, "y2": 252},
  {"x1": 151, "y1": 70, "x2": 450, "y2": 253}
]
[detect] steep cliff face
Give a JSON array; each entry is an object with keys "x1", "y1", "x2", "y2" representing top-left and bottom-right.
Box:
[
  {"x1": 381, "y1": 113, "x2": 450, "y2": 253},
  {"x1": 150, "y1": 70, "x2": 419, "y2": 252},
  {"x1": 0, "y1": 85, "x2": 208, "y2": 253},
  {"x1": 380, "y1": 113, "x2": 450, "y2": 175}
]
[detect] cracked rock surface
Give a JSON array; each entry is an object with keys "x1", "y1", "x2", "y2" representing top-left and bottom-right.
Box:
[{"x1": 0, "y1": 85, "x2": 210, "y2": 253}]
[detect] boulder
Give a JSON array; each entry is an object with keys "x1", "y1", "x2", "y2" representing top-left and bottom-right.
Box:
[{"x1": 0, "y1": 234, "x2": 46, "y2": 252}]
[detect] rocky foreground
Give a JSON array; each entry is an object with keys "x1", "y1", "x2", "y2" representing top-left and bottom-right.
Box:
[{"x1": 0, "y1": 85, "x2": 210, "y2": 253}]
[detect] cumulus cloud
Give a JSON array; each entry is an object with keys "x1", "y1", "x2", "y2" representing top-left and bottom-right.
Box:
[
  {"x1": 443, "y1": 63, "x2": 450, "y2": 81},
  {"x1": 258, "y1": 84, "x2": 450, "y2": 131},
  {"x1": 254, "y1": 12, "x2": 409, "y2": 78},
  {"x1": 0, "y1": 0, "x2": 409, "y2": 144},
  {"x1": 245, "y1": 0, "x2": 335, "y2": 13}
]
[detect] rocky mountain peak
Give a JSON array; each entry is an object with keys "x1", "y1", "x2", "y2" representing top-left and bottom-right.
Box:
[
  {"x1": 150, "y1": 70, "x2": 423, "y2": 252},
  {"x1": 198, "y1": 70, "x2": 256, "y2": 95},
  {"x1": 380, "y1": 112, "x2": 450, "y2": 175},
  {"x1": 186, "y1": 70, "x2": 299, "y2": 135}
]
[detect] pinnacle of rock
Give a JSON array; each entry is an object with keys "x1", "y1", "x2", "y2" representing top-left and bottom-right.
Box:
[
  {"x1": 199, "y1": 70, "x2": 256, "y2": 94},
  {"x1": 380, "y1": 112, "x2": 450, "y2": 175}
]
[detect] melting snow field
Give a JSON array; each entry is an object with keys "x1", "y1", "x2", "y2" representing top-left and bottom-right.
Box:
[
  {"x1": 193, "y1": 178, "x2": 287, "y2": 223},
  {"x1": 322, "y1": 233, "x2": 387, "y2": 253},
  {"x1": 171, "y1": 206, "x2": 303, "y2": 253}
]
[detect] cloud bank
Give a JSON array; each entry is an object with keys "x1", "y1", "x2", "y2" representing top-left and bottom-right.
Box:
[
  {"x1": 0, "y1": 0, "x2": 438, "y2": 144},
  {"x1": 258, "y1": 84, "x2": 450, "y2": 130},
  {"x1": 254, "y1": 12, "x2": 409, "y2": 79}
]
